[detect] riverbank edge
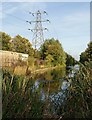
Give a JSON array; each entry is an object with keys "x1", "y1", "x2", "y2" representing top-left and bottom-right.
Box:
[{"x1": 31, "y1": 65, "x2": 65, "y2": 74}]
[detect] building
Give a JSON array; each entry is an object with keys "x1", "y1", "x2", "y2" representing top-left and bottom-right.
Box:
[{"x1": 0, "y1": 50, "x2": 28, "y2": 67}]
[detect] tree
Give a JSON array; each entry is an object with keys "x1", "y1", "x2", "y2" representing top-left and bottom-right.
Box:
[
  {"x1": 80, "y1": 52, "x2": 88, "y2": 64},
  {"x1": 40, "y1": 38, "x2": 66, "y2": 66},
  {"x1": 45, "y1": 54, "x2": 54, "y2": 66},
  {"x1": 80, "y1": 41, "x2": 92, "y2": 64},
  {"x1": 33, "y1": 49, "x2": 41, "y2": 59},
  {"x1": 0, "y1": 32, "x2": 11, "y2": 50},
  {"x1": 10, "y1": 35, "x2": 34, "y2": 56},
  {"x1": 66, "y1": 53, "x2": 77, "y2": 66},
  {"x1": 85, "y1": 41, "x2": 92, "y2": 61}
]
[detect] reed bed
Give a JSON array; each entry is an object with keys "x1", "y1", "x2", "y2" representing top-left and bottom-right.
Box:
[{"x1": 2, "y1": 61, "x2": 92, "y2": 119}]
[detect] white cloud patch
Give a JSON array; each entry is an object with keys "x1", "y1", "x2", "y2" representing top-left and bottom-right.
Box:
[
  {"x1": 0, "y1": 3, "x2": 2, "y2": 19},
  {"x1": 1, "y1": 2, "x2": 90, "y2": 60},
  {"x1": 1, "y1": 3, "x2": 18, "y2": 21},
  {"x1": 2, "y1": 2, "x2": 47, "y2": 14},
  {"x1": 62, "y1": 11, "x2": 90, "y2": 24},
  {"x1": 0, "y1": 3, "x2": 2, "y2": 29},
  {"x1": 48, "y1": 9, "x2": 90, "y2": 60},
  {"x1": 1, "y1": 0, "x2": 91, "y2": 2},
  {"x1": 21, "y1": 2, "x2": 47, "y2": 12},
  {"x1": 3, "y1": 6, "x2": 17, "y2": 13},
  {"x1": 51, "y1": 10, "x2": 90, "y2": 38}
]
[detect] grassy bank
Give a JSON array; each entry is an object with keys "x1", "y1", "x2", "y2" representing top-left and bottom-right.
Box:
[
  {"x1": 2, "y1": 64, "x2": 65, "y2": 76},
  {"x1": 2, "y1": 69, "x2": 44, "y2": 118},
  {"x1": 2, "y1": 62, "x2": 92, "y2": 119}
]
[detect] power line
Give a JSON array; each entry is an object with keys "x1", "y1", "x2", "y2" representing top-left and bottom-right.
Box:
[
  {"x1": 2, "y1": 20, "x2": 28, "y2": 30},
  {"x1": 1, "y1": 9, "x2": 57, "y2": 45},
  {"x1": 1, "y1": 10, "x2": 29, "y2": 33},
  {"x1": 0, "y1": 10, "x2": 27, "y2": 22},
  {"x1": 47, "y1": 13, "x2": 59, "y2": 40},
  {"x1": 26, "y1": 10, "x2": 50, "y2": 49}
]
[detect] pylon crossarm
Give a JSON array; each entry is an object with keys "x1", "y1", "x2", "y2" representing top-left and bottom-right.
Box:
[{"x1": 27, "y1": 10, "x2": 50, "y2": 49}]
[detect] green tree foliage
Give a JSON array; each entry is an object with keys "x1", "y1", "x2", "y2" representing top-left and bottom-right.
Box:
[
  {"x1": 66, "y1": 53, "x2": 77, "y2": 66},
  {"x1": 80, "y1": 52, "x2": 88, "y2": 64},
  {"x1": 0, "y1": 32, "x2": 34, "y2": 56},
  {"x1": 0, "y1": 32, "x2": 11, "y2": 50},
  {"x1": 86, "y1": 41, "x2": 92, "y2": 61},
  {"x1": 80, "y1": 41, "x2": 92, "y2": 64},
  {"x1": 10, "y1": 35, "x2": 34, "y2": 56},
  {"x1": 40, "y1": 38, "x2": 66, "y2": 66},
  {"x1": 45, "y1": 54, "x2": 54, "y2": 66},
  {"x1": 33, "y1": 49, "x2": 41, "y2": 59}
]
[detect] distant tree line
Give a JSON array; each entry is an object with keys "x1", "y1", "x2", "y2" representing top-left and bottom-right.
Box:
[
  {"x1": 80, "y1": 41, "x2": 92, "y2": 64},
  {"x1": 0, "y1": 32, "x2": 79, "y2": 67}
]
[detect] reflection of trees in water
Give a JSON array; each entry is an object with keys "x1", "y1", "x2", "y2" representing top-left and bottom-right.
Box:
[
  {"x1": 32, "y1": 78, "x2": 70, "y2": 117},
  {"x1": 32, "y1": 67, "x2": 67, "y2": 102},
  {"x1": 30, "y1": 67, "x2": 68, "y2": 117},
  {"x1": 33, "y1": 67, "x2": 66, "y2": 81},
  {"x1": 42, "y1": 80, "x2": 61, "y2": 93}
]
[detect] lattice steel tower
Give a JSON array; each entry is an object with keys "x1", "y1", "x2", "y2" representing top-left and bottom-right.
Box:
[{"x1": 26, "y1": 10, "x2": 50, "y2": 49}]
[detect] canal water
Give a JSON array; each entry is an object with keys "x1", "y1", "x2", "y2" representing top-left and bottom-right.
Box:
[
  {"x1": 30, "y1": 67, "x2": 72, "y2": 114},
  {"x1": 29, "y1": 65, "x2": 79, "y2": 115}
]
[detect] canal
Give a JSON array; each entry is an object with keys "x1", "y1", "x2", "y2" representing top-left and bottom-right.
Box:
[{"x1": 29, "y1": 66, "x2": 72, "y2": 116}]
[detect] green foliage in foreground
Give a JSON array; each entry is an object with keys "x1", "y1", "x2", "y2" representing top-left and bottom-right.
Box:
[
  {"x1": 60, "y1": 61, "x2": 92, "y2": 118},
  {"x1": 2, "y1": 71, "x2": 44, "y2": 118},
  {"x1": 2, "y1": 61, "x2": 92, "y2": 119}
]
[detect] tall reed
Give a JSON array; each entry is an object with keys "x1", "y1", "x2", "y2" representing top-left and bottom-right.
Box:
[{"x1": 2, "y1": 68, "x2": 44, "y2": 119}]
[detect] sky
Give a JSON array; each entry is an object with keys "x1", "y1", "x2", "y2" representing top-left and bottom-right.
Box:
[
  {"x1": 1, "y1": 0, "x2": 91, "y2": 2},
  {"x1": 1, "y1": 2, "x2": 90, "y2": 60}
]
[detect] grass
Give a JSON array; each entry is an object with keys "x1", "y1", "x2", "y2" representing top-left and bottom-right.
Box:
[
  {"x1": 58, "y1": 61, "x2": 92, "y2": 118},
  {"x1": 2, "y1": 69, "x2": 44, "y2": 118},
  {"x1": 14, "y1": 66, "x2": 27, "y2": 75},
  {"x1": 2, "y1": 61, "x2": 92, "y2": 119}
]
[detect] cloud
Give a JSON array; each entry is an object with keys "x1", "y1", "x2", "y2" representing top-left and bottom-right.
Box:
[
  {"x1": 21, "y1": 2, "x2": 47, "y2": 12},
  {"x1": 51, "y1": 10, "x2": 90, "y2": 38},
  {"x1": 1, "y1": 0, "x2": 91, "y2": 2},
  {"x1": 49, "y1": 9, "x2": 90, "y2": 60},
  {"x1": 0, "y1": 3, "x2": 2, "y2": 19},
  {"x1": 1, "y1": 3, "x2": 18, "y2": 20},
  {"x1": 2, "y1": 0, "x2": 44, "y2": 2},
  {"x1": 2, "y1": 2, "x2": 47, "y2": 14},
  {"x1": 1, "y1": 2, "x2": 48, "y2": 27},
  {"x1": 0, "y1": 3, "x2": 2, "y2": 29},
  {"x1": 63, "y1": 11, "x2": 90, "y2": 24},
  {"x1": 3, "y1": 6, "x2": 17, "y2": 15},
  {"x1": 1, "y1": 2, "x2": 90, "y2": 60}
]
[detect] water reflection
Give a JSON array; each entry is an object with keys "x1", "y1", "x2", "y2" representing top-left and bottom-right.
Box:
[
  {"x1": 31, "y1": 67, "x2": 70, "y2": 112},
  {"x1": 33, "y1": 67, "x2": 66, "y2": 81},
  {"x1": 61, "y1": 81, "x2": 70, "y2": 90}
]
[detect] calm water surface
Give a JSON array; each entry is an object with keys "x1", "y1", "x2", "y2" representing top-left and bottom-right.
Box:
[{"x1": 31, "y1": 67, "x2": 71, "y2": 113}]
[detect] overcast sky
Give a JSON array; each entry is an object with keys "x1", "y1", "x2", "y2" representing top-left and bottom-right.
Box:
[{"x1": 1, "y1": 2, "x2": 90, "y2": 60}]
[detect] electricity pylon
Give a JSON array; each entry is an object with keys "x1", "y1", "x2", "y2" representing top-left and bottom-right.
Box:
[{"x1": 26, "y1": 10, "x2": 50, "y2": 49}]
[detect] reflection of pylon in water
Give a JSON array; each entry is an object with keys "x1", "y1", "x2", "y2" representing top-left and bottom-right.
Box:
[{"x1": 26, "y1": 10, "x2": 50, "y2": 49}]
